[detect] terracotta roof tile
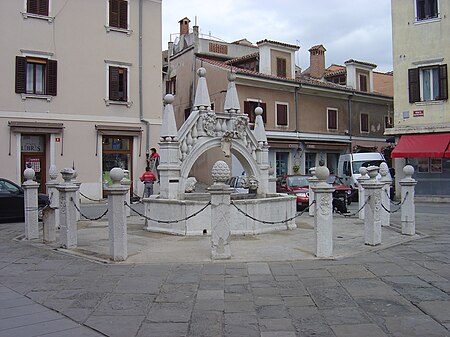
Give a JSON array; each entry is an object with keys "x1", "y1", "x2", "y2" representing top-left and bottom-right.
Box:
[
  {"x1": 224, "y1": 52, "x2": 259, "y2": 65},
  {"x1": 256, "y1": 39, "x2": 299, "y2": 50}
]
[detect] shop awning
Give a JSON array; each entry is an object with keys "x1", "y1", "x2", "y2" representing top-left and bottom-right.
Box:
[{"x1": 391, "y1": 133, "x2": 450, "y2": 158}]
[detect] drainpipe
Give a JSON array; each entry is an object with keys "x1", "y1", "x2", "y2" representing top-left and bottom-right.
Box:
[
  {"x1": 347, "y1": 92, "x2": 354, "y2": 153},
  {"x1": 294, "y1": 86, "x2": 299, "y2": 133},
  {"x1": 139, "y1": 0, "x2": 150, "y2": 153}
]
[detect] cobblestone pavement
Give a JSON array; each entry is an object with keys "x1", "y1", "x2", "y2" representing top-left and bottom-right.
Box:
[{"x1": 0, "y1": 203, "x2": 449, "y2": 337}]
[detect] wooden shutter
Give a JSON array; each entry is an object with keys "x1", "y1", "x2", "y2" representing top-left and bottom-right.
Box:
[
  {"x1": 109, "y1": 0, "x2": 119, "y2": 28},
  {"x1": 119, "y1": 0, "x2": 128, "y2": 29},
  {"x1": 361, "y1": 114, "x2": 369, "y2": 132},
  {"x1": 120, "y1": 68, "x2": 127, "y2": 101},
  {"x1": 38, "y1": 0, "x2": 49, "y2": 16},
  {"x1": 408, "y1": 68, "x2": 420, "y2": 103},
  {"x1": 109, "y1": 66, "x2": 120, "y2": 100},
  {"x1": 277, "y1": 58, "x2": 286, "y2": 78},
  {"x1": 27, "y1": 0, "x2": 38, "y2": 14},
  {"x1": 244, "y1": 101, "x2": 252, "y2": 121},
  {"x1": 15, "y1": 56, "x2": 27, "y2": 94},
  {"x1": 359, "y1": 75, "x2": 368, "y2": 92},
  {"x1": 328, "y1": 109, "x2": 337, "y2": 129},
  {"x1": 277, "y1": 104, "x2": 288, "y2": 126},
  {"x1": 46, "y1": 59, "x2": 57, "y2": 96},
  {"x1": 438, "y1": 64, "x2": 448, "y2": 100}
]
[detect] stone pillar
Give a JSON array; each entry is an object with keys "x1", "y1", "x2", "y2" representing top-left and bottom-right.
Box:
[
  {"x1": 121, "y1": 177, "x2": 131, "y2": 217},
  {"x1": 379, "y1": 162, "x2": 392, "y2": 227},
  {"x1": 22, "y1": 167, "x2": 39, "y2": 240},
  {"x1": 107, "y1": 168, "x2": 130, "y2": 261},
  {"x1": 361, "y1": 166, "x2": 384, "y2": 246},
  {"x1": 356, "y1": 167, "x2": 370, "y2": 220},
  {"x1": 399, "y1": 165, "x2": 417, "y2": 236},
  {"x1": 312, "y1": 166, "x2": 335, "y2": 258},
  {"x1": 208, "y1": 161, "x2": 232, "y2": 260},
  {"x1": 43, "y1": 165, "x2": 59, "y2": 243},
  {"x1": 57, "y1": 168, "x2": 79, "y2": 248},
  {"x1": 308, "y1": 167, "x2": 318, "y2": 217}
]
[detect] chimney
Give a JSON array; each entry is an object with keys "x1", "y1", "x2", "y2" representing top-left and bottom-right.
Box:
[
  {"x1": 308, "y1": 45, "x2": 326, "y2": 78},
  {"x1": 179, "y1": 17, "x2": 190, "y2": 36}
]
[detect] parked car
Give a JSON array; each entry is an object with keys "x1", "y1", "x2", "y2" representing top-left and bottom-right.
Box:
[
  {"x1": 0, "y1": 178, "x2": 50, "y2": 223},
  {"x1": 276, "y1": 175, "x2": 311, "y2": 211},
  {"x1": 327, "y1": 175, "x2": 355, "y2": 205},
  {"x1": 226, "y1": 176, "x2": 248, "y2": 193}
]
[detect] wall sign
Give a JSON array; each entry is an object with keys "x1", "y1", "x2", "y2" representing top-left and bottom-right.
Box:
[{"x1": 413, "y1": 110, "x2": 424, "y2": 117}]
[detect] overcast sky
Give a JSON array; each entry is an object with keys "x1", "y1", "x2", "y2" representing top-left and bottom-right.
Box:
[{"x1": 162, "y1": 0, "x2": 393, "y2": 73}]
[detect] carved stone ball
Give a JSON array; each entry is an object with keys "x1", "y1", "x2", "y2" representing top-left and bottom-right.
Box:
[
  {"x1": 255, "y1": 106, "x2": 263, "y2": 116},
  {"x1": 315, "y1": 165, "x2": 329, "y2": 181},
  {"x1": 403, "y1": 164, "x2": 414, "y2": 178},
  {"x1": 211, "y1": 161, "x2": 230, "y2": 184},
  {"x1": 24, "y1": 167, "x2": 35, "y2": 181},
  {"x1": 367, "y1": 166, "x2": 379, "y2": 179},
  {"x1": 110, "y1": 167, "x2": 124, "y2": 185},
  {"x1": 227, "y1": 70, "x2": 236, "y2": 82},
  {"x1": 379, "y1": 162, "x2": 389, "y2": 177},
  {"x1": 164, "y1": 94, "x2": 174, "y2": 105},
  {"x1": 197, "y1": 67, "x2": 206, "y2": 77},
  {"x1": 359, "y1": 166, "x2": 368, "y2": 176}
]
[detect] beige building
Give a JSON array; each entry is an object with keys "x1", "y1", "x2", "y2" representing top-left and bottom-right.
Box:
[
  {"x1": 165, "y1": 19, "x2": 393, "y2": 181},
  {"x1": 388, "y1": 0, "x2": 449, "y2": 197},
  {"x1": 0, "y1": 0, "x2": 162, "y2": 199}
]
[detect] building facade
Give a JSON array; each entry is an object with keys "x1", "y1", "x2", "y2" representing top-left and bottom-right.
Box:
[
  {"x1": 388, "y1": 0, "x2": 450, "y2": 197},
  {"x1": 0, "y1": 0, "x2": 162, "y2": 199}
]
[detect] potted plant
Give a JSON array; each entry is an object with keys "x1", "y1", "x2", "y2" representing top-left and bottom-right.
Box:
[{"x1": 293, "y1": 165, "x2": 300, "y2": 174}]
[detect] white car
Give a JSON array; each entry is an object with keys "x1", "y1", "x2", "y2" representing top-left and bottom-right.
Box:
[{"x1": 226, "y1": 176, "x2": 248, "y2": 193}]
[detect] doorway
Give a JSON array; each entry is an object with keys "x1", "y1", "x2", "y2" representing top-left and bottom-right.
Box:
[
  {"x1": 21, "y1": 134, "x2": 46, "y2": 193},
  {"x1": 102, "y1": 136, "x2": 133, "y2": 196}
]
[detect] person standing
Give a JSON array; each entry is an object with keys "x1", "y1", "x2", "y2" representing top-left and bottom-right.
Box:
[
  {"x1": 140, "y1": 167, "x2": 156, "y2": 198},
  {"x1": 147, "y1": 147, "x2": 160, "y2": 181}
]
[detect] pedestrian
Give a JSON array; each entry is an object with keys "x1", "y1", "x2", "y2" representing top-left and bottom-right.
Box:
[
  {"x1": 140, "y1": 167, "x2": 156, "y2": 198},
  {"x1": 147, "y1": 147, "x2": 160, "y2": 181}
]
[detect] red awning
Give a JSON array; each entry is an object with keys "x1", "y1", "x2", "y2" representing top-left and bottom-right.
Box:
[{"x1": 391, "y1": 133, "x2": 450, "y2": 158}]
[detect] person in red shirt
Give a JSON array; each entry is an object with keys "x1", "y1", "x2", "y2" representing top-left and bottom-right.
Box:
[
  {"x1": 140, "y1": 167, "x2": 156, "y2": 197},
  {"x1": 147, "y1": 147, "x2": 160, "y2": 182}
]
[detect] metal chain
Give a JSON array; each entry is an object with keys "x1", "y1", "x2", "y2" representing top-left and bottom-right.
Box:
[
  {"x1": 124, "y1": 201, "x2": 211, "y2": 224},
  {"x1": 70, "y1": 197, "x2": 108, "y2": 220},
  {"x1": 335, "y1": 196, "x2": 371, "y2": 218},
  {"x1": 229, "y1": 200, "x2": 315, "y2": 225},
  {"x1": 79, "y1": 191, "x2": 106, "y2": 203},
  {"x1": 381, "y1": 191, "x2": 409, "y2": 214},
  {"x1": 385, "y1": 190, "x2": 402, "y2": 205}
]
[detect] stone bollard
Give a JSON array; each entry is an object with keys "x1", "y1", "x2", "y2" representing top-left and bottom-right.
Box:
[
  {"x1": 308, "y1": 167, "x2": 318, "y2": 217},
  {"x1": 379, "y1": 162, "x2": 392, "y2": 227},
  {"x1": 208, "y1": 161, "x2": 232, "y2": 260},
  {"x1": 57, "y1": 168, "x2": 79, "y2": 248},
  {"x1": 399, "y1": 165, "x2": 417, "y2": 236},
  {"x1": 357, "y1": 167, "x2": 370, "y2": 220},
  {"x1": 121, "y1": 177, "x2": 131, "y2": 217},
  {"x1": 361, "y1": 166, "x2": 384, "y2": 246},
  {"x1": 44, "y1": 165, "x2": 59, "y2": 243},
  {"x1": 312, "y1": 166, "x2": 335, "y2": 258},
  {"x1": 107, "y1": 168, "x2": 130, "y2": 261},
  {"x1": 22, "y1": 167, "x2": 39, "y2": 240},
  {"x1": 73, "y1": 170, "x2": 81, "y2": 221}
]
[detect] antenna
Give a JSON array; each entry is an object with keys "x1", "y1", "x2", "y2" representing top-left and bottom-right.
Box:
[{"x1": 195, "y1": 16, "x2": 197, "y2": 26}]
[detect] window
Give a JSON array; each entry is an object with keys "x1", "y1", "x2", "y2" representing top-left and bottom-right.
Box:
[
  {"x1": 359, "y1": 74, "x2": 368, "y2": 92},
  {"x1": 360, "y1": 113, "x2": 369, "y2": 133},
  {"x1": 276, "y1": 103, "x2": 288, "y2": 126},
  {"x1": 244, "y1": 101, "x2": 266, "y2": 123},
  {"x1": 327, "y1": 108, "x2": 338, "y2": 130},
  {"x1": 27, "y1": 0, "x2": 49, "y2": 16},
  {"x1": 305, "y1": 153, "x2": 316, "y2": 173},
  {"x1": 384, "y1": 115, "x2": 393, "y2": 129},
  {"x1": 276, "y1": 152, "x2": 289, "y2": 176},
  {"x1": 165, "y1": 77, "x2": 176, "y2": 95},
  {"x1": 276, "y1": 58, "x2": 287, "y2": 78},
  {"x1": 109, "y1": 66, "x2": 128, "y2": 102},
  {"x1": 409, "y1": 65, "x2": 448, "y2": 102},
  {"x1": 15, "y1": 56, "x2": 57, "y2": 96},
  {"x1": 416, "y1": 0, "x2": 438, "y2": 21},
  {"x1": 109, "y1": 0, "x2": 128, "y2": 29}
]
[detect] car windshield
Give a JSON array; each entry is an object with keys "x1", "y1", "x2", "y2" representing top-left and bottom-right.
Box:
[
  {"x1": 326, "y1": 176, "x2": 336, "y2": 184},
  {"x1": 352, "y1": 160, "x2": 384, "y2": 174},
  {"x1": 287, "y1": 176, "x2": 310, "y2": 187}
]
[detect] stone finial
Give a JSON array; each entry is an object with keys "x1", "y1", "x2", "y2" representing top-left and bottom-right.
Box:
[
  {"x1": 309, "y1": 167, "x2": 316, "y2": 176},
  {"x1": 160, "y1": 94, "x2": 179, "y2": 141},
  {"x1": 379, "y1": 162, "x2": 389, "y2": 177},
  {"x1": 61, "y1": 168, "x2": 75, "y2": 184},
  {"x1": 359, "y1": 166, "x2": 368, "y2": 176},
  {"x1": 403, "y1": 165, "x2": 414, "y2": 180},
  {"x1": 315, "y1": 166, "x2": 329, "y2": 181},
  {"x1": 211, "y1": 161, "x2": 230, "y2": 184},
  {"x1": 224, "y1": 70, "x2": 240, "y2": 113},
  {"x1": 49, "y1": 165, "x2": 58, "y2": 181},
  {"x1": 24, "y1": 167, "x2": 35, "y2": 181},
  {"x1": 193, "y1": 67, "x2": 211, "y2": 110},
  {"x1": 110, "y1": 168, "x2": 124, "y2": 186},
  {"x1": 253, "y1": 106, "x2": 268, "y2": 143},
  {"x1": 367, "y1": 166, "x2": 379, "y2": 180}
]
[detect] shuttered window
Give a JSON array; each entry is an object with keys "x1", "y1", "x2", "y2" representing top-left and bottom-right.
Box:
[
  {"x1": 438, "y1": 64, "x2": 448, "y2": 100},
  {"x1": 276, "y1": 58, "x2": 287, "y2": 78},
  {"x1": 15, "y1": 56, "x2": 57, "y2": 96},
  {"x1": 359, "y1": 74, "x2": 368, "y2": 92},
  {"x1": 244, "y1": 101, "x2": 267, "y2": 123},
  {"x1": 109, "y1": 0, "x2": 128, "y2": 29},
  {"x1": 276, "y1": 104, "x2": 288, "y2": 126},
  {"x1": 409, "y1": 65, "x2": 448, "y2": 103},
  {"x1": 109, "y1": 66, "x2": 128, "y2": 101},
  {"x1": 416, "y1": 0, "x2": 438, "y2": 20},
  {"x1": 408, "y1": 68, "x2": 420, "y2": 103},
  {"x1": 360, "y1": 113, "x2": 369, "y2": 133},
  {"x1": 327, "y1": 108, "x2": 338, "y2": 130},
  {"x1": 27, "y1": 0, "x2": 49, "y2": 16}
]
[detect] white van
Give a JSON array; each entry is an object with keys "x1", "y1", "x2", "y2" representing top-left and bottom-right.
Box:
[{"x1": 337, "y1": 152, "x2": 386, "y2": 189}]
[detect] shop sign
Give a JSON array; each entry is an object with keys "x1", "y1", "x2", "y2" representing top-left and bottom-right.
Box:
[{"x1": 413, "y1": 110, "x2": 424, "y2": 117}]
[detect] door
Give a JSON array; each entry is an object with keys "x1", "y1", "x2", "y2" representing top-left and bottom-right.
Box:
[
  {"x1": 102, "y1": 136, "x2": 133, "y2": 196},
  {"x1": 21, "y1": 134, "x2": 46, "y2": 193}
]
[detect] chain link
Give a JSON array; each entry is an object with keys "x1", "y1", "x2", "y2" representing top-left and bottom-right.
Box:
[
  {"x1": 79, "y1": 191, "x2": 106, "y2": 203},
  {"x1": 335, "y1": 196, "x2": 371, "y2": 217},
  {"x1": 381, "y1": 191, "x2": 409, "y2": 214},
  {"x1": 70, "y1": 197, "x2": 108, "y2": 220},
  {"x1": 385, "y1": 189, "x2": 402, "y2": 205},
  {"x1": 124, "y1": 201, "x2": 211, "y2": 224}
]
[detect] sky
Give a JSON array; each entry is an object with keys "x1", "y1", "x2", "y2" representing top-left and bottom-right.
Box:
[{"x1": 162, "y1": 0, "x2": 393, "y2": 73}]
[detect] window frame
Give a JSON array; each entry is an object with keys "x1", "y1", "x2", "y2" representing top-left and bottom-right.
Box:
[
  {"x1": 360, "y1": 113, "x2": 369, "y2": 133},
  {"x1": 105, "y1": 62, "x2": 132, "y2": 107},
  {"x1": 327, "y1": 108, "x2": 338, "y2": 131},
  {"x1": 165, "y1": 76, "x2": 176, "y2": 95},
  {"x1": 275, "y1": 102, "x2": 289, "y2": 127},
  {"x1": 415, "y1": 0, "x2": 439, "y2": 22},
  {"x1": 22, "y1": 0, "x2": 52, "y2": 22},
  {"x1": 105, "y1": 0, "x2": 132, "y2": 35},
  {"x1": 276, "y1": 57, "x2": 287, "y2": 78},
  {"x1": 244, "y1": 99, "x2": 267, "y2": 124},
  {"x1": 409, "y1": 64, "x2": 448, "y2": 103}
]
